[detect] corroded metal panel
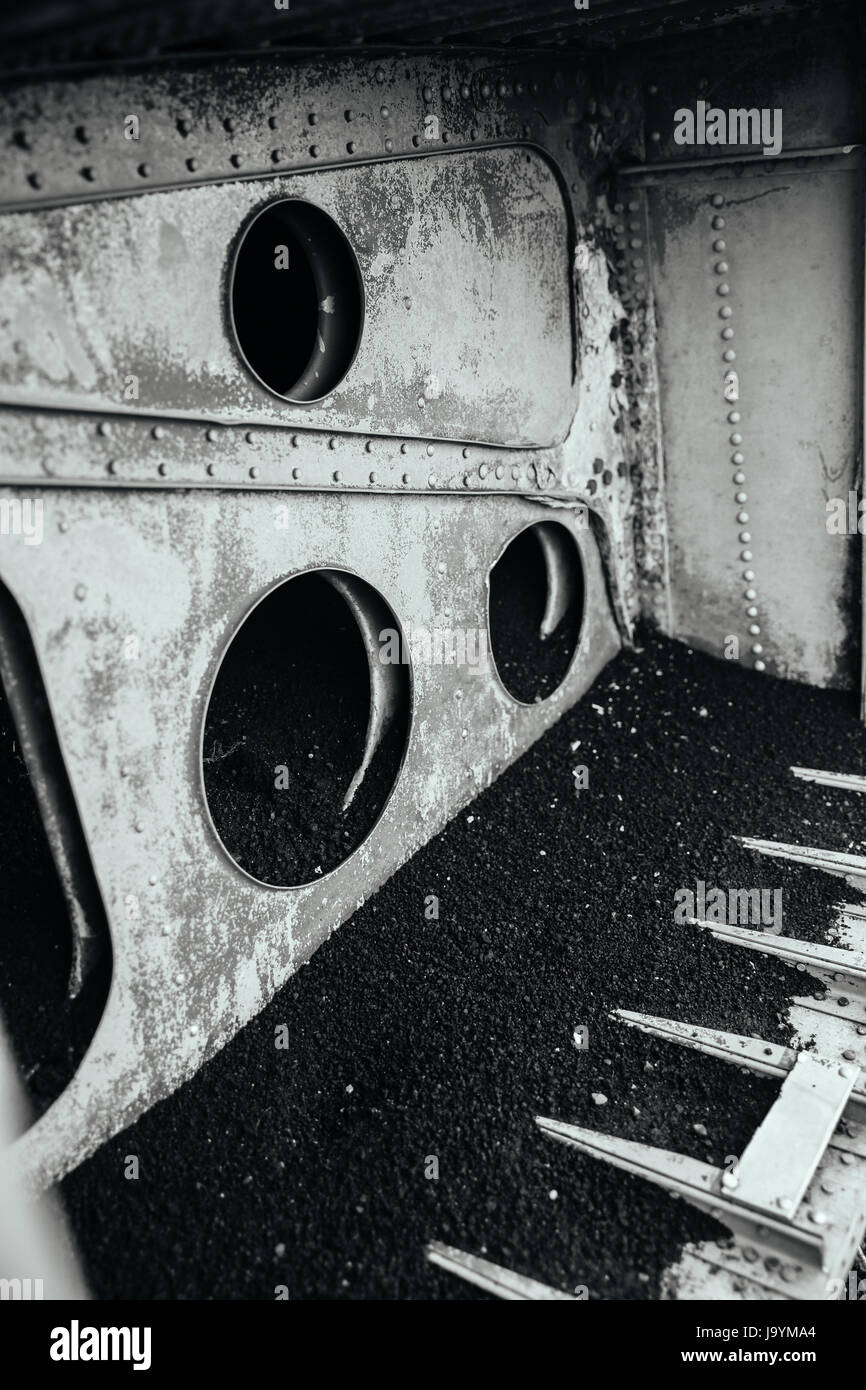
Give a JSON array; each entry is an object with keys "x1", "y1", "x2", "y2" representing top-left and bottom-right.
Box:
[
  {"x1": 645, "y1": 163, "x2": 863, "y2": 687},
  {"x1": 0, "y1": 487, "x2": 619, "y2": 1191},
  {"x1": 0, "y1": 149, "x2": 575, "y2": 448}
]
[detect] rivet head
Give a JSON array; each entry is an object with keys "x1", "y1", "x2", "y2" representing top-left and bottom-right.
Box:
[
  {"x1": 717, "y1": 283, "x2": 730, "y2": 296},
  {"x1": 745, "y1": 587, "x2": 757, "y2": 600},
  {"x1": 481, "y1": 83, "x2": 491, "y2": 98},
  {"x1": 843, "y1": 1049, "x2": 856, "y2": 1060},
  {"x1": 752, "y1": 643, "x2": 763, "y2": 654},
  {"x1": 332, "y1": 470, "x2": 341, "y2": 482},
  {"x1": 291, "y1": 468, "x2": 300, "y2": 480},
  {"x1": 809, "y1": 1210, "x2": 828, "y2": 1225},
  {"x1": 402, "y1": 472, "x2": 410, "y2": 485},
  {"x1": 713, "y1": 239, "x2": 726, "y2": 252},
  {"x1": 426, "y1": 444, "x2": 434, "y2": 457},
  {"x1": 478, "y1": 464, "x2": 488, "y2": 479},
  {"x1": 375, "y1": 67, "x2": 386, "y2": 83},
  {"x1": 712, "y1": 215, "x2": 726, "y2": 229},
  {"x1": 735, "y1": 491, "x2": 748, "y2": 504},
  {"x1": 715, "y1": 260, "x2": 729, "y2": 274},
  {"x1": 743, "y1": 568, "x2": 755, "y2": 580},
  {"x1": 495, "y1": 463, "x2": 504, "y2": 479},
  {"x1": 368, "y1": 471, "x2": 376, "y2": 484},
  {"x1": 723, "y1": 349, "x2": 736, "y2": 362},
  {"x1": 739, "y1": 530, "x2": 752, "y2": 543},
  {"x1": 728, "y1": 411, "x2": 741, "y2": 422},
  {"x1": 74, "y1": 583, "x2": 86, "y2": 600},
  {"x1": 754, "y1": 660, "x2": 766, "y2": 671},
  {"x1": 249, "y1": 466, "x2": 258, "y2": 479},
  {"x1": 721, "y1": 327, "x2": 734, "y2": 340},
  {"x1": 730, "y1": 432, "x2": 743, "y2": 444},
  {"x1": 711, "y1": 194, "x2": 725, "y2": 207},
  {"x1": 748, "y1": 623, "x2": 760, "y2": 635},
  {"x1": 737, "y1": 510, "x2": 749, "y2": 524},
  {"x1": 746, "y1": 606, "x2": 758, "y2": 618},
  {"x1": 741, "y1": 549, "x2": 753, "y2": 561},
  {"x1": 732, "y1": 451, "x2": 745, "y2": 464},
  {"x1": 384, "y1": 138, "x2": 393, "y2": 152},
  {"x1": 719, "y1": 305, "x2": 732, "y2": 319},
  {"x1": 423, "y1": 86, "x2": 434, "y2": 102},
  {"x1": 734, "y1": 471, "x2": 746, "y2": 484}
]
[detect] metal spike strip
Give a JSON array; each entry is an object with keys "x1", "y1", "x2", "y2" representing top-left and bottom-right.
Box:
[
  {"x1": 735, "y1": 835, "x2": 866, "y2": 889},
  {"x1": 425, "y1": 1243, "x2": 578, "y2": 1301},
  {"x1": 614, "y1": 1009, "x2": 866, "y2": 1110},
  {"x1": 791, "y1": 767, "x2": 866, "y2": 793},
  {"x1": 683, "y1": 916, "x2": 866, "y2": 982}
]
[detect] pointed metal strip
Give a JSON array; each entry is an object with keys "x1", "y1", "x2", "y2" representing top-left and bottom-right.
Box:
[
  {"x1": 689, "y1": 917, "x2": 866, "y2": 979},
  {"x1": 425, "y1": 1243, "x2": 577, "y2": 1300},
  {"x1": 614, "y1": 1009, "x2": 794, "y2": 1077},
  {"x1": 535, "y1": 1115, "x2": 719, "y2": 1196},
  {"x1": 791, "y1": 767, "x2": 866, "y2": 793},
  {"x1": 732, "y1": 1053, "x2": 858, "y2": 1218},
  {"x1": 735, "y1": 836, "x2": 866, "y2": 884},
  {"x1": 535, "y1": 1118, "x2": 826, "y2": 1265}
]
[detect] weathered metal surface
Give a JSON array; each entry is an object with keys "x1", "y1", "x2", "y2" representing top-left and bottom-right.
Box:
[
  {"x1": 644, "y1": 162, "x2": 863, "y2": 687},
  {"x1": 0, "y1": 486, "x2": 619, "y2": 1192},
  {"x1": 0, "y1": 54, "x2": 636, "y2": 216},
  {"x1": 0, "y1": 149, "x2": 575, "y2": 448}
]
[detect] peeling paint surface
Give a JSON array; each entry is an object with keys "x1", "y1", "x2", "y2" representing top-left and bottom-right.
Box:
[
  {"x1": 0, "y1": 149, "x2": 575, "y2": 448},
  {"x1": 0, "y1": 488, "x2": 618, "y2": 1190}
]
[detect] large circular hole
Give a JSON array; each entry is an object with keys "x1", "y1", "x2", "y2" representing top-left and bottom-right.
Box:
[
  {"x1": 488, "y1": 520, "x2": 585, "y2": 703},
  {"x1": 230, "y1": 199, "x2": 364, "y2": 403},
  {"x1": 202, "y1": 571, "x2": 410, "y2": 887}
]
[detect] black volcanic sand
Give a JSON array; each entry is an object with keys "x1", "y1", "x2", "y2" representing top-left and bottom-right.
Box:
[
  {"x1": 202, "y1": 572, "x2": 410, "y2": 886},
  {"x1": 60, "y1": 631, "x2": 866, "y2": 1300}
]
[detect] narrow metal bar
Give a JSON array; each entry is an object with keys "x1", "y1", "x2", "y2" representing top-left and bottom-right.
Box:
[
  {"x1": 735, "y1": 836, "x2": 866, "y2": 886},
  {"x1": 791, "y1": 767, "x2": 866, "y2": 792},
  {"x1": 620, "y1": 144, "x2": 862, "y2": 176},
  {"x1": 686, "y1": 917, "x2": 866, "y2": 979},
  {"x1": 425, "y1": 1243, "x2": 577, "y2": 1301}
]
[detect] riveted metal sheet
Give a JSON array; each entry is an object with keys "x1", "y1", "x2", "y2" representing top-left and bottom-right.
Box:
[
  {"x1": 0, "y1": 53, "x2": 638, "y2": 215},
  {"x1": 0, "y1": 487, "x2": 619, "y2": 1192},
  {"x1": 0, "y1": 148, "x2": 576, "y2": 448},
  {"x1": 644, "y1": 163, "x2": 863, "y2": 687}
]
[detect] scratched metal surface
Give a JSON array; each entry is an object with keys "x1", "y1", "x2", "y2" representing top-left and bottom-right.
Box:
[
  {"x1": 645, "y1": 164, "x2": 863, "y2": 688},
  {"x1": 0, "y1": 148, "x2": 575, "y2": 448},
  {"x1": 0, "y1": 488, "x2": 619, "y2": 1192}
]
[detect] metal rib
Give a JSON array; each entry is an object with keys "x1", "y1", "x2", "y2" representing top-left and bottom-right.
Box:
[
  {"x1": 425, "y1": 1242, "x2": 577, "y2": 1301},
  {"x1": 791, "y1": 767, "x2": 866, "y2": 793},
  {"x1": 735, "y1": 836, "x2": 866, "y2": 886}
]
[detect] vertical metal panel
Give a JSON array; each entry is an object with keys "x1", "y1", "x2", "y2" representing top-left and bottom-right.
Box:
[{"x1": 646, "y1": 163, "x2": 863, "y2": 686}]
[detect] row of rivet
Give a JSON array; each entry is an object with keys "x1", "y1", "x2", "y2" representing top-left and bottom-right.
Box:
[
  {"x1": 710, "y1": 193, "x2": 765, "y2": 673},
  {"x1": 612, "y1": 197, "x2": 648, "y2": 308},
  {"x1": 14, "y1": 68, "x2": 551, "y2": 193},
  {"x1": 25, "y1": 417, "x2": 555, "y2": 490}
]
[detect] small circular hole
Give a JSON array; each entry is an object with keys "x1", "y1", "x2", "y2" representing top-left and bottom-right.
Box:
[
  {"x1": 230, "y1": 199, "x2": 364, "y2": 404},
  {"x1": 488, "y1": 522, "x2": 585, "y2": 704}
]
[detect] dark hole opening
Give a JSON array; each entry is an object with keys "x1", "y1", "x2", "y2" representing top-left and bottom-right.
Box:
[
  {"x1": 488, "y1": 521, "x2": 585, "y2": 703},
  {"x1": 203, "y1": 571, "x2": 410, "y2": 887},
  {"x1": 230, "y1": 199, "x2": 363, "y2": 402}
]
